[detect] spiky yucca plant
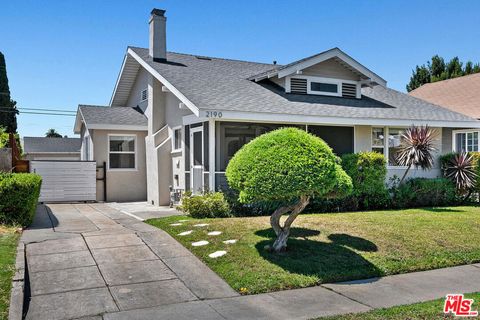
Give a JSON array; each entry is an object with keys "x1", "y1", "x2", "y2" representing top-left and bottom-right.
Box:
[
  {"x1": 445, "y1": 152, "x2": 477, "y2": 195},
  {"x1": 396, "y1": 125, "x2": 438, "y2": 184}
]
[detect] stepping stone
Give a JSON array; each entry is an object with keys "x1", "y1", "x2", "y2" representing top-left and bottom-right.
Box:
[
  {"x1": 178, "y1": 230, "x2": 193, "y2": 236},
  {"x1": 223, "y1": 239, "x2": 237, "y2": 244},
  {"x1": 209, "y1": 251, "x2": 227, "y2": 258},
  {"x1": 208, "y1": 231, "x2": 222, "y2": 236},
  {"x1": 194, "y1": 223, "x2": 209, "y2": 227},
  {"x1": 170, "y1": 223, "x2": 182, "y2": 226},
  {"x1": 178, "y1": 219, "x2": 190, "y2": 222},
  {"x1": 192, "y1": 240, "x2": 209, "y2": 247}
]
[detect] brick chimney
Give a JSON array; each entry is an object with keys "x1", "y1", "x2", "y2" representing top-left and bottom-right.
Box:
[{"x1": 149, "y1": 9, "x2": 166, "y2": 62}]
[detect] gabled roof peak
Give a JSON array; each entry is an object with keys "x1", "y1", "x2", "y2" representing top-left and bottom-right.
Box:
[{"x1": 248, "y1": 47, "x2": 387, "y2": 87}]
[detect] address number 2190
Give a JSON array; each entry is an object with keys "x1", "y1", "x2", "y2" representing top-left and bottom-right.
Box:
[{"x1": 205, "y1": 111, "x2": 223, "y2": 118}]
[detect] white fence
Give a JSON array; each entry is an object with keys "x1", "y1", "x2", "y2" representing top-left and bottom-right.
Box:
[{"x1": 30, "y1": 160, "x2": 96, "y2": 202}]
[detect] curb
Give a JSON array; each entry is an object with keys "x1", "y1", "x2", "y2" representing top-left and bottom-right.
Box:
[{"x1": 8, "y1": 241, "x2": 25, "y2": 320}]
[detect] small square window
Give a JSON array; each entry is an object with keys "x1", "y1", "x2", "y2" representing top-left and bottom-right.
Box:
[
  {"x1": 109, "y1": 135, "x2": 136, "y2": 169},
  {"x1": 140, "y1": 89, "x2": 148, "y2": 101}
]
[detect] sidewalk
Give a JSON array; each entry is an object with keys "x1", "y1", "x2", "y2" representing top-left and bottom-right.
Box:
[{"x1": 18, "y1": 203, "x2": 480, "y2": 319}]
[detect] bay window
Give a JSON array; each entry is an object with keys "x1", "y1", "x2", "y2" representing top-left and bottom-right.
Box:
[{"x1": 108, "y1": 135, "x2": 136, "y2": 170}]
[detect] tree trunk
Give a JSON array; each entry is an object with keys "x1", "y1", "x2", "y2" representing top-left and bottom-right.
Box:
[
  {"x1": 269, "y1": 195, "x2": 310, "y2": 253},
  {"x1": 399, "y1": 163, "x2": 412, "y2": 185}
]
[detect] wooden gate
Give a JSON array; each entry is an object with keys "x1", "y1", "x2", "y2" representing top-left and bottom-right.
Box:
[{"x1": 30, "y1": 160, "x2": 96, "y2": 202}]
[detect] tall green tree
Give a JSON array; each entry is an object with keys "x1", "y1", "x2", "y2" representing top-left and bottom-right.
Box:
[
  {"x1": 406, "y1": 55, "x2": 480, "y2": 92},
  {"x1": 0, "y1": 52, "x2": 18, "y2": 133},
  {"x1": 45, "y1": 128, "x2": 62, "y2": 138}
]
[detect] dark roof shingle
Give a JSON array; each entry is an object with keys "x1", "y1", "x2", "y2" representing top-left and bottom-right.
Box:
[
  {"x1": 79, "y1": 105, "x2": 147, "y2": 127},
  {"x1": 129, "y1": 47, "x2": 476, "y2": 123},
  {"x1": 24, "y1": 137, "x2": 81, "y2": 153}
]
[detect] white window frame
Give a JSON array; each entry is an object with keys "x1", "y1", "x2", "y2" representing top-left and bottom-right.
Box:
[
  {"x1": 286, "y1": 75, "x2": 359, "y2": 98},
  {"x1": 371, "y1": 126, "x2": 409, "y2": 169},
  {"x1": 107, "y1": 134, "x2": 137, "y2": 171},
  {"x1": 452, "y1": 129, "x2": 480, "y2": 152},
  {"x1": 171, "y1": 126, "x2": 182, "y2": 153},
  {"x1": 140, "y1": 88, "x2": 148, "y2": 102}
]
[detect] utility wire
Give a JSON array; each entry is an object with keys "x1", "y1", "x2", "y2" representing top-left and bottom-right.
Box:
[
  {"x1": 0, "y1": 110, "x2": 76, "y2": 116},
  {"x1": 0, "y1": 107, "x2": 76, "y2": 113}
]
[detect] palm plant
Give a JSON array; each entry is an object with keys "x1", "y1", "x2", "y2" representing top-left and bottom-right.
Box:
[
  {"x1": 45, "y1": 128, "x2": 62, "y2": 138},
  {"x1": 445, "y1": 152, "x2": 477, "y2": 199},
  {"x1": 396, "y1": 125, "x2": 438, "y2": 184}
]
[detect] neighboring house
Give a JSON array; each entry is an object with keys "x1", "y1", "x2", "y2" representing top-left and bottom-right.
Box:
[
  {"x1": 74, "y1": 8, "x2": 480, "y2": 206},
  {"x1": 410, "y1": 73, "x2": 480, "y2": 153},
  {"x1": 23, "y1": 137, "x2": 81, "y2": 160}
]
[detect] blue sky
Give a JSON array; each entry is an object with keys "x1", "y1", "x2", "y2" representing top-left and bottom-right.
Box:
[{"x1": 1, "y1": 0, "x2": 479, "y2": 137}]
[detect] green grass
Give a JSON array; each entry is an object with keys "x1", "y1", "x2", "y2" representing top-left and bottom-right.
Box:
[
  {"x1": 0, "y1": 226, "x2": 20, "y2": 320},
  {"x1": 147, "y1": 206, "x2": 480, "y2": 294},
  {"x1": 322, "y1": 292, "x2": 480, "y2": 319}
]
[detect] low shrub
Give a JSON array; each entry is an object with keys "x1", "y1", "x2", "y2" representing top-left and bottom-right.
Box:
[
  {"x1": 222, "y1": 188, "x2": 285, "y2": 216},
  {"x1": 0, "y1": 173, "x2": 42, "y2": 226},
  {"x1": 392, "y1": 178, "x2": 457, "y2": 208},
  {"x1": 179, "y1": 191, "x2": 231, "y2": 218},
  {"x1": 341, "y1": 152, "x2": 390, "y2": 210}
]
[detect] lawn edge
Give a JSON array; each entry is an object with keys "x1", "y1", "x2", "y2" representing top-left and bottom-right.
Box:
[{"x1": 8, "y1": 240, "x2": 25, "y2": 320}]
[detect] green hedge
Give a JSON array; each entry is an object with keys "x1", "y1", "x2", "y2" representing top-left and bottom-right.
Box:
[
  {"x1": 0, "y1": 173, "x2": 42, "y2": 226},
  {"x1": 392, "y1": 178, "x2": 457, "y2": 208},
  {"x1": 341, "y1": 152, "x2": 390, "y2": 209},
  {"x1": 179, "y1": 191, "x2": 231, "y2": 218}
]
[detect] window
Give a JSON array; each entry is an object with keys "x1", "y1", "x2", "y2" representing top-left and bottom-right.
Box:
[
  {"x1": 388, "y1": 128, "x2": 404, "y2": 166},
  {"x1": 109, "y1": 135, "x2": 136, "y2": 170},
  {"x1": 310, "y1": 82, "x2": 338, "y2": 93},
  {"x1": 371, "y1": 127, "x2": 410, "y2": 167},
  {"x1": 454, "y1": 131, "x2": 479, "y2": 152},
  {"x1": 172, "y1": 127, "x2": 182, "y2": 152},
  {"x1": 140, "y1": 89, "x2": 148, "y2": 102},
  {"x1": 371, "y1": 127, "x2": 385, "y2": 155}
]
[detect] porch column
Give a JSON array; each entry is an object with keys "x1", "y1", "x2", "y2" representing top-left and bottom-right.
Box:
[{"x1": 208, "y1": 119, "x2": 216, "y2": 191}]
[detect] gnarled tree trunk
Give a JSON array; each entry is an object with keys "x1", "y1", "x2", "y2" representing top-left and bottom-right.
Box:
[{"x1": 270, "y1": 195, "x2": 310, "y2": 252}]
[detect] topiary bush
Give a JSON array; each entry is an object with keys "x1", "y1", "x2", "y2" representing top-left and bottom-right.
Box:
[
  {"x1": 226, "y1": 127, "x2": 352, "y2": 252},
  {"x1": 392, "y1": 178, "x2": 457, "y2": 208},
  {"x1": 179, "y1": 191, "x2": 231, "y2": 218},
  {"x1": 0, "y1": 173, "x2": 42, "y2": 226},
  {"x1": 341, "y1": 152, "x2": 390, "y2": 210}
]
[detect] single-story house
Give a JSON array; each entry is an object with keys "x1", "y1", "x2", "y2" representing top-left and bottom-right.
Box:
[
  {"x1": 410, "y1": 73, "x2": 480, "y2": 153},
  {"x1": 74, "y1": 8, "x2": 480, "y2": 205},
  {"x1": 23, "y1": 136, "x2": 81, "y2": 161}
]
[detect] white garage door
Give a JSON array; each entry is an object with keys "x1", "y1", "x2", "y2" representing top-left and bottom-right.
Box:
[{"x1": 30, "y1": 161, "x2": 97, "y2": 202}]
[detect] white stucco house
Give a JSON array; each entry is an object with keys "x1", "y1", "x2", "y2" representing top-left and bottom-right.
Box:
[{"x1": 74, "y1": 8, "x2": 480, "y2": 205}]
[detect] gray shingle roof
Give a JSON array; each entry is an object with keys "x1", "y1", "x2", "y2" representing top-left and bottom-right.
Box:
[
  {"x1": 23, "y1": 137, "x2": 81, "y2": 153},
  {"x1": 79, "y1": 105, "x2": 147, "y2": 127},
  {"x1": 130, "y1": 47, "x2": 476, "y2": 123}
]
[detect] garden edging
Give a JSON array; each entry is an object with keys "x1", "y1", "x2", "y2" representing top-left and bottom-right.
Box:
[{"x1": 8, "y1": 241, "x2": 26, "y2": 320}]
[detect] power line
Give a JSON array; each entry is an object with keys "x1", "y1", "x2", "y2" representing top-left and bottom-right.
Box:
[
  {"x1": 0, "y1": 107, "x2": 76, "y2": 113},
  {"x1": 0, "y1": 110, "x2": 76, "y2": 116}
]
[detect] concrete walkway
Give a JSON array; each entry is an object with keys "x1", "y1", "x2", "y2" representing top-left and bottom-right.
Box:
[
  {"x1": 19, "y1": 204, "x2": 480, "y2": 320},
  {"x1": 107, "y1": 201, "x2": 181, "y2": 220}
]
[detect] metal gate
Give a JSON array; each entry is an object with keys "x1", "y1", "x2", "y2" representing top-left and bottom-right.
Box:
[{"x1": 30, "y1": 160, "x2": 97, "y2": 202}]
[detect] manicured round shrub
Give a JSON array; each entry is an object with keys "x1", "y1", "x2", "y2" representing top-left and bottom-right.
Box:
[
  {"x1": 226, "y1": 127, "x2": 352, "y2": 252},
  {"x1": 179, "y1": 191, "x2": 231, "y2": 218}
]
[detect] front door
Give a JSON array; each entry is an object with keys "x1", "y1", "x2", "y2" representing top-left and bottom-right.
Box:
[{"x1": 190, "y1": 126, "x2": 204, "y2": 194}]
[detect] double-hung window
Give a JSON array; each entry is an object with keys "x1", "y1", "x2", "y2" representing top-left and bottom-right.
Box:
[
  {"x1": 453, "y1": 131, "x2": 479, "y2": 152},
  {"x1": 109, "y1": 135, "x2": 136, "y2": 170}
]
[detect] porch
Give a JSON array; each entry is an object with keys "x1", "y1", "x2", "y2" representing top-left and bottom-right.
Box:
[{"x1": 183, "y1": 121, "x2": 355, "y2": 193}]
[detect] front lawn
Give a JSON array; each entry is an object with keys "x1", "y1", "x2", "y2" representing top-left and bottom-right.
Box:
[
  {"x1": 322, "y1": 292, "x2": 480, "y2": 320},
  {"x1": 0, "y1": 226, "x2": 20, "y2": 320},
  {"x1": 147, "y1": 206, "x2": 480, "y2": 294}
]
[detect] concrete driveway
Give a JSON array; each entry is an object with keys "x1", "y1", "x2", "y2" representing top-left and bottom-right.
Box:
[{"x1": 21, "y1": 203, "x2": 237, "y2": 320}]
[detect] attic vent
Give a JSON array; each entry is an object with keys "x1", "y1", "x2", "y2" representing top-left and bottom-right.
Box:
[
  {"x1": 342, "y1": 83, "x2": 357, "y2": 99},
  {"x1": 195, "y1": 56, "x2": 212, "y2": 61},
  {"x1": 290, "y1": 78, "x2": 307, "y2": 94}
]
